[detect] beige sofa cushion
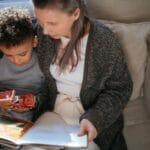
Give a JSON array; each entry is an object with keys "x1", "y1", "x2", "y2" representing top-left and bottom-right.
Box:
[
  {"x1": 143, "y1": 40, "x2": 150, "y2": 115},
  {"x1": 100, "y1": 20, "x2": 150, "y2": 100},
  {"x1": 87, "y1": 0, "x2": 150, "y2": 22}
]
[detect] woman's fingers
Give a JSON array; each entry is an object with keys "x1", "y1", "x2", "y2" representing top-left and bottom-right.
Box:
[{"x1": 78, "y1": 119, "x2": 97, "y2": 142}]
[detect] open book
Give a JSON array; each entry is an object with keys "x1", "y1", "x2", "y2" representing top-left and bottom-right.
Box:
[{"x1": 0, "y1": 112, "x2": 87, "y2": 149}]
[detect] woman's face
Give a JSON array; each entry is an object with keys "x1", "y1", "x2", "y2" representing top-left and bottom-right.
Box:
[{"x1": 35, "y1": 8, "x2": 80, "y2": 39}]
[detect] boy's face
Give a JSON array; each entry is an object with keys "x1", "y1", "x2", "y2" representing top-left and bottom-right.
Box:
[{"x1": 0, "y1": 37, "x2": 38, "y2": 66}]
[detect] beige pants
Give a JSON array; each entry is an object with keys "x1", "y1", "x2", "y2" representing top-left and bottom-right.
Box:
[{"x1": 22, "y1": 94, "x2": 100, "y2": 150}]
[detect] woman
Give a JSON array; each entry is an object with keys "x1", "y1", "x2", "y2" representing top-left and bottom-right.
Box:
[{"x1": 31, "y1": 0, "x2": 133, "y2": 149}]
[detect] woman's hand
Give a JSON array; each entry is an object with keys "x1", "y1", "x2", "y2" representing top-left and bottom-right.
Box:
[{"x1": 78, "y1": 119, "x2": 97, "y2": 142}]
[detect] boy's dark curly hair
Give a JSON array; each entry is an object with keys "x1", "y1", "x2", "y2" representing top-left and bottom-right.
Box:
[{"x1": 0, "y1": 7, "x2": 35, "y2": 47}]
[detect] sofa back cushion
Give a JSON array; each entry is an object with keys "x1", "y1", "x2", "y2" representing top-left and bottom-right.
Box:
[
  {"x1": 101, "y1": 21, "x2": 150, "y2": 100},
  {"x1": 87, "y1": 0, "x2": 150, "y2": 22},
  {"x1": 86, "y1": 0, "x2": 150, "y2": 101},
  {"x1": 143, "y1": 38, "x2": 150, "y2": 115}
]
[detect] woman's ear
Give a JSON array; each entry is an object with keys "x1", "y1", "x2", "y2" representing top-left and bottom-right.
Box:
[
  {"x1": 33, "y1": 36, "x2": 38, "y2": 48},
  {"x1": 73, "y1": 8, "x2": 80, "y2": 21}
]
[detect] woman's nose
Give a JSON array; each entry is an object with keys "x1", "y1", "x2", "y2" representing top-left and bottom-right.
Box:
[
  {"x1": 43, "y1": 26, "x2": 48, "y2": 35},
  {"x1": 43, "y1": 25, "x2": 53, "y2": 35},
  {"x1": 43, "y1": 27, "x2": 49, "y2": 35}
]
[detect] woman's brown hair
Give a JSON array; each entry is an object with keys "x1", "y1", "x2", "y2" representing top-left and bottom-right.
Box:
[{"x1": 32, "y1": 0, "x2": 89, "y2": 71}]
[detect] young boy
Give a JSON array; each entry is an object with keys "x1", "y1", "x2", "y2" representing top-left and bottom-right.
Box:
[{"x1": 0, "y1": 8, "x2": 49, "y2": 122}]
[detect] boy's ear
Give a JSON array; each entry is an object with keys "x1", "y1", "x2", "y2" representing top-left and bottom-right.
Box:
[{"x1": 33, "y1": 36, "x2": 38, "y2": 48}]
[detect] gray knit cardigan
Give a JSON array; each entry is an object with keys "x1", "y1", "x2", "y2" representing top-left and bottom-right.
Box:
[{"x1": 35, "y1": 19, "x2": 133, "y2": 149}]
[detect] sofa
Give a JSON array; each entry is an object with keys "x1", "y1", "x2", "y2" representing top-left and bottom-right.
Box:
[{"x1": 87, "y1": 0, "x2": 150, "y2": 149}]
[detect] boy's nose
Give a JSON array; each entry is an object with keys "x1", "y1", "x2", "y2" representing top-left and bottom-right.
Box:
[{"x1": 12, "y1": 57, "x2": 21, "y2": 65}]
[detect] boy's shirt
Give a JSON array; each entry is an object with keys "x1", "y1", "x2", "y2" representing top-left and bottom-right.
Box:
[{"x1": 0, "y1": 51, "x2": 45, "y2": 121}]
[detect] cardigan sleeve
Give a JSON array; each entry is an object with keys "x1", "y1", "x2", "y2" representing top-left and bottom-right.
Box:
[
  {"x1": 80, "y1": 25, "x2": 133, "y2": 134},
  {"x1": 34, "y1": 24, "x2": 58, "y2": 114}
]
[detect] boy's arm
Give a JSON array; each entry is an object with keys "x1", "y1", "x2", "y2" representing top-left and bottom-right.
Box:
[
  {"x1": 32, "y1": 81, "x2": 50, "y2": 122},
  {"x1": 0, "y1": 51, "x2": 3, "y2": 58}
]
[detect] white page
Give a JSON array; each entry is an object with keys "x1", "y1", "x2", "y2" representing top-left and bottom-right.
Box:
[{"x1": 18, "y1": 112, "x2": 87, "y2": 148}]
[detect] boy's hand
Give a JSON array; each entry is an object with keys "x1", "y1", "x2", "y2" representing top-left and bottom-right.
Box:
[
  {"x1": 0, "y1": 90, "x2": 15, "y2": 109},
  {"x1": 78, "y1": 119, "x2": 97, "y2": 142},
  {"x1": 9, "y1": 94, "x2": 36, "y2": 112},
  {"x1": 0, "y1": 91, "x2": 36, "y2": 112}
]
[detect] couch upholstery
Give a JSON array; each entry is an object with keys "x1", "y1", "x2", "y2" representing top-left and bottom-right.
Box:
[{"x1": 87, "y1": 0, "x2": 150, "y2": 149}]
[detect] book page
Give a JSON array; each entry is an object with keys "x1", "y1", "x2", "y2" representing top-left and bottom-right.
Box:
[
  {"x1": 19, "y1": 112, "x2": 87, "y2": 148},
  {"x1": 0, "y1": 115, "x2": 32, "y2": 144}
]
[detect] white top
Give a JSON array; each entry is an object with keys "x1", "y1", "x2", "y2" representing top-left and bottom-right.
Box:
[{"x1": 50, "y1": 34, "x2": 89, "y2": 97}]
